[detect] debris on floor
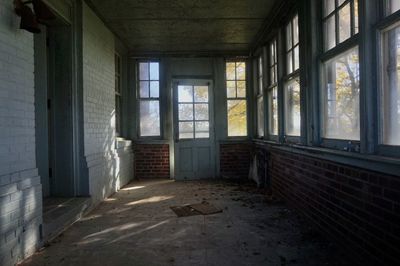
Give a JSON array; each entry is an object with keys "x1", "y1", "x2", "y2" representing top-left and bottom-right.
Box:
[
  {"x1": 170, "y1": 201, "x2": 222, "y2": 217},
  {"x1": 20, "y1": 179, "x2": 350, "y2": 266}
]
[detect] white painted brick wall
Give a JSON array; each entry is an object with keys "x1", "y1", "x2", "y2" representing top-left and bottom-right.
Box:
[
  {"x1": 0, "y1": 0, "x2": 42, "y2": 265},
  {"x1": 82, "y1": 3, "x2": 133, "y2": 203}
]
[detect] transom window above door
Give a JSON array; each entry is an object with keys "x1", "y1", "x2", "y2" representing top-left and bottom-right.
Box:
[{"x1": 178, "y1": 85, "x2": 210, "y2": 139}]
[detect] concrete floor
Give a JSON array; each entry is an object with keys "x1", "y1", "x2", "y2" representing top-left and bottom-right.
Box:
[{"x1": 21, "y1": 179, "x2": 347, "y2": 266}]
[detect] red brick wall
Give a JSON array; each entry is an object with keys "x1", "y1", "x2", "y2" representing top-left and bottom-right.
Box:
[
  {"x1": 134, "y1": 144, "x2": 170, "y2": 179},
  {"x1": 220, "y1": 142, "x2": 253, "y2": 179},
  {"x1": 258, "y1": 145, "x2": 400, "y2": 265}
]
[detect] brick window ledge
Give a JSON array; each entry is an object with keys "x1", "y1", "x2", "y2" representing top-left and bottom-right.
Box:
[{"x1": 253, "y1": 139, "x2": 400, "y2": 177}]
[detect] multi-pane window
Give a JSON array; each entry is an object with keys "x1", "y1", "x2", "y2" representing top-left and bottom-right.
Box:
[
  {"x1": 115, "y1": 54, "x2": 122, "y2": 135},
  {"x1": 284, "y1": 78, "x2": 301, "y2": 136},
  {"x1": 323, "y1": 0, "x2": 359, "y2": 51},
  {"x1": 380, "y1": 23, "x2": 400, "y2": 145},
  {"x1": 257, "y1": 56, "x2": 264, "y2": 137},
  {"x1": 323, "y1": 47, "x2": 360, "y2": 140},
  {"x1": 268, "y1": 40, "x2": 278, "y2": 136},
  {"x1": 386, "y1": 0, "x2": 400, "y2": 15},
  {"x1": 177, "y1": 85, "x2": 210, "y2": 139},
  {"x1": 321, "y1": 2, "x2": 360, "y2": 141},
  {"x1": 286, "y1": 14, "x2": 299, "y2": 74},
  {"x1": 138, "y1": 62, "x2": 160, "y2": 137},
  {"x1": 285, "y1": 15, "x2": 301, "y2": 137},
  {"x1": 226, "y1": 61, "x2": 247, "y2": 137}
]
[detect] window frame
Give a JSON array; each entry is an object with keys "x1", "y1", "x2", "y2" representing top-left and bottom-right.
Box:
[
  {"x1": 322, "y1": 0, "x2": 359, "y2": 52},
  {"x1": 319, "y1": 0, "x2": 361, "y2": 151},
  {"x1": 283, "y1": 13, "x2": 302, "y2": 144},
  {"x1": 376, "y1": 6, "x2": 400, "y2": 157},
  {"x1": 267, "y1": 38, "x2": 279, "y2": 141},
  {"x1": 225, "y1": 59, "x2": 249, "y2": 139},
  {"x1": 136, "y1": 60, "x2": 162, "y2": 139},
  {"x1": 256, "y1": 52, "x2": 265, "y2": 139}
]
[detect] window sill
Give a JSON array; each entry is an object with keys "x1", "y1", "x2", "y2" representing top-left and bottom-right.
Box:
[
  {"x1": 116, "y1": 138, "x2": 132, "y2": 149},
  {"x1": 253, "y1": 140, "x2": 400, "y2": 177}
]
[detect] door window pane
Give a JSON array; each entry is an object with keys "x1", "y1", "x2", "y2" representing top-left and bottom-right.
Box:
[
  {"x1": 285, "y1": 78, "x2": 301, "y2": 136},
  {"x1": 178, "y1": 86, "x2": 193, "y2": 102},
  {"x1": 227, "y1": 100, "x2": 247, "y2": 137},
  {"x1": 179, "y1": 104, "x2": 193, "y2": 121},
  {"x1": 179, "y1": 122, "x2": 194, "y2": 139},
  {"x1": 140, "y1": 101, "x2": 160, "y2": 136},
  {"x1": 195, "y1": 122, "x2": 209, "y2": 138},
  {"x1": 194, "y1": 86, "x2": 209, "y2": 102},
  {"x1": 381, "y1": 25, "x2": 400, "y2": 145},
  {"x1": 268, "y1": 86, "x2": 279, "y2": 135},
  {"x1": 323, "y1": 47, "x2": 360, "y2": 140},
  {"x1": 195, "y1": 104, "x2": 209, "y2": 121},
  {"x1": 178, "y1": 85, "x2": 210, "y2": 140}
]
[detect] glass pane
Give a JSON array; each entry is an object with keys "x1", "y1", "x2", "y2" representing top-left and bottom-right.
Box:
[
  {"x1": 354, "y1": 0, "x2": 359, "y2": 34},
  {"x1": 194, "y1": 86, "x2": 209, "y2": 102},
  {"x1": 140, "y1": 101, "x2": 160, "y2": 136},
  {"x1": 178, "y1": 86, "x2": 193, "y2": 102},
  {"x1": 285, "y1": 78, "x2": 301, "y2": 136},
  {"x1": 140, "y1": 81, "x2": 149, "y2": 98},
  {"x1": 139, "y1": 62, "x2": 149, "y2": 80},
  {"x1": 257, "y1": 97, "x2": 264, "y2": 137},
  {"x1": 268, "y1": 87, "x2": 279, "y2": 135},
  {"x1": 237, "y1": 81, "x2": 246, "y2": 98},
  {"x1": 195, "y1": 122, "x2": 209, "y2": 138},
  {"x1": 293, "y1": 15, "x2": 299, "y2": 46},
  {"x1": 339, "y1": 3, "x2": 351, "y2": 43},
  {"x1": 294, "y1": 46, "x2": 300, "y2": 71},
  {"x1": 195, "y1": 104, "x2": 209, "y2": 121},
  {"x1": 149, "y1": 62, "x2": 159, "y2": 80},
  {"x1": 381, "y1": 26, "x2": 400, "y2": 145},
  {"x1": 388, "y1": 0, "x2": 400, "y2": 15},
  {"x1": 258, "y1": 57, "x2": 263, "y2": 94},
  {"x1": 324, "y1": 0, "x2": 335, "y2": 17},
  {"x1": 287, "y1": 51, "x2": 293, "y2": 74},
  {"x1": 270, "y1": 42, "x2": 276, "y2": 66},
  {"x1": 323, "y1": 47, "x2": 360, "y2": 140},
  {"x1": 226, "y1": 62, "x2": 236, "y2": 80},
  {"x1": 179, "y1": 104, "x2": 193, "y2": 121},
  {"x1": 179, "y1": 122, "x2": 194, "y2": 139},
  {"x1": 115, "y1": 76, "x2": 120, "y2": 94},
  {"x1": 338, "y1": 0, "x2": 346, "y2": 6},
  {"x1": 286, "y1": 22, "x2": 292, "y2": 50},
  {"x1": 270, "y1": 67, "x2": 276, "y2": 86},
  {"x1": 150, "y1": 81, "x2": 159, "y2": 98},
  {"x1": 227, "y1": 100, "x2": 247, "y2": 137},
  {"x1": 236, "y1": 62, "x2": 246, "y2": 80},
  {"x1": 324, "y1": 15, "x2": 336, "y2": 51},
  {"x1": 227, "y1": 81, "x2": 236, "y2": 98}
]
